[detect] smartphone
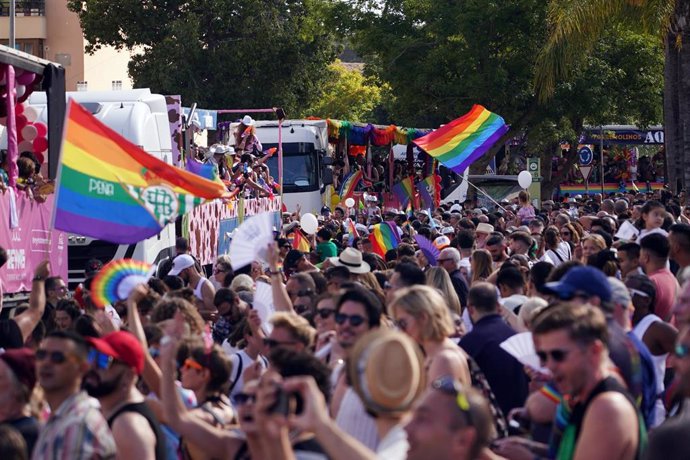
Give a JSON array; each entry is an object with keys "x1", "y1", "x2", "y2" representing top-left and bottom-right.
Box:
[{"x1": 269, "y1": 388, "x2": 292, "y2": 416}]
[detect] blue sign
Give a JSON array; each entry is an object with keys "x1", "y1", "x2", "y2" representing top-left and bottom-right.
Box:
[
  {"x1": 578, "y1": 146, "x2": 593, "y2": 166},
  {"x1": 183, "y1": 107, "x2": 218, "y2": 130}
]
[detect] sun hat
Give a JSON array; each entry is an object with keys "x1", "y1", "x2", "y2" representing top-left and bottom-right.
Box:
[
  {"x1": 86, "y1": 331, "x2": 144, "y2": 375},
  {"x1": 348, "y1": 329, "x2": 425, "y2": 415},
  {"x1": 327, "y1": 247, "x2": 370, "y2": 274},
  {"x1": 241, "y1": 115, "x2": 255, "y2": 126},
  {"x1": 476, "y1": 223, "x2": 494, "y2": 235},
  {"x1": 168, "y1": 254, "x2": 195, "y2": 276}
]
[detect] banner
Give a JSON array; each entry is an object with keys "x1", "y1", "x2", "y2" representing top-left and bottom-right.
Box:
[
  {"x1": 0, "y1": 194, "x2": 67, "y2": 293},
  {"x1": 580, "y1": 128, "x2": 664, "y2": 145}
]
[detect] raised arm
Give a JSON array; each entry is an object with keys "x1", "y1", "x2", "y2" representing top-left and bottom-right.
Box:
[
  {"x1": 127, "y1": 285, "x2": 163, "y2": 396},
  {"x1": 267, "y1": 243, "x2": 294, "y2": 313},
  {"x1": 15, "y1": 260, "x2": 50, "y2": 343}
]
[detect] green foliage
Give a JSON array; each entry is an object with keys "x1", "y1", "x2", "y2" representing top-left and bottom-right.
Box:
[
  {"x1": 68, "y1": 0, "x2": 339, "y2": 114},
  {"x1": 303, "y1": 60, "x2": 388, "y2": 121}
]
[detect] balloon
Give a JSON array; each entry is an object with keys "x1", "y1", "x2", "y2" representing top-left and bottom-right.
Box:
[
  {"x1": 18, "y1": 140, "x2": 33, "y2": 153},
  {"x1": 23, "y1": 106, "x2": 38, "y2": 122},
  {"x1": 15, "y1": 114, "x2": 27, "y2": 129},
  {"x1": 21, "y1": 124, "x2": 37, "y2": 141},
  {"x1": 15, "y1": 85, "x2": 25, "y2": 98},
  {"x1": 16, "y1": 72, "x2": 35, "y2": 86},
  {"x1": 517, "y1": 170, "x2": 533, "y2": 189},
  {"x1": 15, "y1": 103, "x2": 24, "y2": 115},
  {"x1": 35, "y1": 122, "x2": 47, "y2": 137},
  {"x1": 33, "y1": 136, "x2": 48, "y2": 153},
  {"x1": 0, "y1": 116, "x2": 6, "y2": 126},
  {"x1": 300, "y1": 213, "x2": 319, "y2": 235},
  {"x1": 345, "y1": 197, "x2": 355, "y2": 208}
]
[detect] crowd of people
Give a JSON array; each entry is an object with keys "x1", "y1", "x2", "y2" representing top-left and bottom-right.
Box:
[{"x1": 3, "y1": 186, "x2": 690, "y2": 459}]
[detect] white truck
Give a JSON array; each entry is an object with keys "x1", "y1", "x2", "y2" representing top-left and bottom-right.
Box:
[
  {"x1": 228, "y1": 119, "x2": 333, "y2": 213},
  {"x1": 27, "y1": 89, "x2": 176, "y2": 287}
]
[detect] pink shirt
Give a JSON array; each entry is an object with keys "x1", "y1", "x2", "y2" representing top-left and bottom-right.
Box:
[{"x1": 648, "y1": 268, "x2": 679, "y2": 322}]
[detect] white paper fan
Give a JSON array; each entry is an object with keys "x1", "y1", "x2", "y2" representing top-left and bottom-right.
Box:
[
  {"x1": 229, "y1": 212, "x2": 275, "y2": 269},
  {"x1": 253, "y1": 281, "x2": 275, "y2": 333},
  {"x1": 500, "y1": 332, "x2": 542, "y2": 371}
]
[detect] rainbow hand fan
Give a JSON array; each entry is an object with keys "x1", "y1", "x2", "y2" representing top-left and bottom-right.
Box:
[
  {"x1": 91, "y1": 259, "x2": 155, "y2": 308},
  {"x1": 414, "y1": 235, "x2": 440, "y2": 266}
]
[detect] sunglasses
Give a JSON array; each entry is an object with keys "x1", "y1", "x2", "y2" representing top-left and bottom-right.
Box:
[
  {"x1": 263, "y1": 338, "x2": 299, "y2": 349},
  {"x1": 395, "y1": 318, "x2": 408, "y2": 331},
  {"x1": 213, "y1": 267, "x2": 228, "y2": 274},
  {"x1": 36, "y1": 349, "x2": 71, "y2": 364},
  {"x1": 432, "y1": 376, "x2": 474, "y2": 426},
  {"x1": 335, "y1": 313, "x2": 366, "y2": 327},
  {"x1": 317, "y1": 308, "x2": 335, "y2": 319},
  {"x1": 182, "y1": 358, "x2": 204, "y2": 371},
  {"x1": 675, "y1": 344, "x2": 690, "y2": 359},
  {"x1": 148, "y1": 347, "x2": 161, "y2": 359},
  {"x1": 536, "y1": 348, "x2": 571, "y2": 364},
  {"x1": 88, "y1": 349, "x2": 114, "y2": 370},
  {"x1": 560, "y1": 231, "x2": 570, "y2": 236},
  {"x1": 233, "y1": 392, "x2": 257, "y2": 406}
]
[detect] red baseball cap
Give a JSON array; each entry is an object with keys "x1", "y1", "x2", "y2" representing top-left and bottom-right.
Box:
[{"x1": 87, "y1": 331, "x2": 144, "y2": 374}]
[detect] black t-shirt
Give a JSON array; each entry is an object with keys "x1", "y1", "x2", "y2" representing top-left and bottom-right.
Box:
[{"x1": 0, "y1": 320, "x2": 24, "y2": 349}]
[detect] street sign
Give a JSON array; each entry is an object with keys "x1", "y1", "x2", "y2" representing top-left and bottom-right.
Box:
[
  {"x1": 579, "y1": 165, "x2": 593, "y2": 181},
  {"x1": 527, "y1": 157, "x2": 540, "y2": 179},
  {"x1": 578, "y1": 146, "x2": 593, "y2": 165}
]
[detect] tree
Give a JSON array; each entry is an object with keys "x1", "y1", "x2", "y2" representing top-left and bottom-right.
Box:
[
  {"x1": 303, "y1": 59, "x2": 389, "y2": 121},
  {"x1": 533, "y1": 0, "x2": 690, "y2": 192},
  {"x1": 67, "y1": 0, "x2": 339, "y2": 116}
]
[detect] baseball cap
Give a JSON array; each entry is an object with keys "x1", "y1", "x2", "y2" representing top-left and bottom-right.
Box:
[
  {"x1": 542, "y1": 266, "x2": 611, "y2": 302},
  {"x1": 607, "y1": 277, "x2": 631, "y2": 307},
  {"x1": 87, "y1": 331, "x2": 144, "y2": 374},
  {"x1": 624, "y1": 274, "x2": 656, "y2": 301},
  {"x1": 168, "y1": 254, "x2": 195, "y2": 276},
  {"x1": 450, "y1": 204, "x2": 462, "y2": 213},
  {"x1": 433, "y1": 236, "x2": 451, "y2": 250},
  {"x1": 321, "y1": 206, "x2": 332, "y2": 216},
  {"x1": 441, "y1": 226, "x2": 455, "y2": 235}
]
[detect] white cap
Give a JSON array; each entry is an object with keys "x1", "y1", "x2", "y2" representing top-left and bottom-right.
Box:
[
  {"x1": 241, "y1": 115, "x2": 255, "y2": 126},
  {"x1": 168, "y1": 254, "x2": 195, "y2": 276},
  {"x1": 450, "y1": 204, "x2": 462, "y2": 213},
  {"x1": 441, "y1": 226, "x2": 455, "y2": 235}
]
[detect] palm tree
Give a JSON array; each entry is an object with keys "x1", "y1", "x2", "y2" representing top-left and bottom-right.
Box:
[{"x1": 534, "y1": 0, "x2": 690, "y2": 192}]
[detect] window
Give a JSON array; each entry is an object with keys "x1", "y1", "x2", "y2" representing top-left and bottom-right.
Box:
[
  {"x1": 0, "y1": 39, "x2": 44, "y2": 58},
  {"x1": 0, "y1": 1, "x2": 45, "y2": 16}
]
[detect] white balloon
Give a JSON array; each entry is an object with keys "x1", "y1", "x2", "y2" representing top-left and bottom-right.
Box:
[
  {"x1": 23, "y1": 105, "x2": 38, "y2": 122},
  {"x1": 517, "y1": 170, "x2": 533, "y2": 189},
  {"x1": 345, "y1": 197, "x2": 355, "y2": 208},
  {"x1": 300, "y1": 213, "x2": 319, "y2": 235},
  {"x1": 15, "y1": 85, "x2": 25, "y2": 98},
  {"x1": 18, "y1": 140, "x2": 33, "y2": 153},
  {"x1": 21, "y1": 124, "x2": 37, "y2": 141}
]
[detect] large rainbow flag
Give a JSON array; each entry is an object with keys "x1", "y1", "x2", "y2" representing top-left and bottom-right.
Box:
[
  {"x1": 369, "y1": 221, "x2": 401, "y2": 257},
  {"x1": 54, "y1": 100, "x2": 229, "y2": 244},
  {"x1": 414, "y1": 105, "x2": 509, "y2": 174}
]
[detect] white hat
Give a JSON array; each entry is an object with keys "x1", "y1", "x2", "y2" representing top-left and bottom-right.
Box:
[
  {"x1": 441, "y1": 226, "x2": 455, "y2": 235},
  {"x1": 476, "y1": 223, "x2": 494, "y2": 234},
  {"x1": 225, "y1": 146, "x2": 236, "y2": 156},
  {"x1": 327, "y1": 247, "x2": 370, "y2": 274},
  {"x1": 210, "y1": 144, "x2": 227, "y2": 155},
  {"x1": 355, "y1": 223, "x2": 369, "y2": 236},
  {"x1": 450, "y1": 204, "x2": 462, "y2": 213},
  {"x1": 241, "y1": 115, "x2": 255, "y2": 126},
  {"x1": 168, "y1": 254, "x2": 195, "y2": 276}
]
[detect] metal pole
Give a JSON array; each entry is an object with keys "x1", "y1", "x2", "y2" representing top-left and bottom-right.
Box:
[
  {"x1": 9, "y1": 0, "x2": 15, "y2": 49},
  {"x1": 278, "y1": 118, "x2": 283, "y2": 209},
  {"x1": 599, "y1": 125, "x2": 604, "y2": 195}
]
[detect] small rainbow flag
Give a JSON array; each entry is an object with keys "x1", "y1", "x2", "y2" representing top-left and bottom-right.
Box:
[
  {"x1": 368, "y1": 221, "x2": 401, "y2": 257},
  {"x1": 292, "y1": 229, "x2": 311, "y2": 253},
  {"x1": 414, "y1": 105, "x2": 509, "y2": 174},
  {"x1": 54, "y1": 100, "x2": 229, "y2": 244},
  {"x1": 339, "y1": 170, "x2": 363, "y2": 198},
  {"x1": 347, "y1": 219, "x2": 359, "y2": 245},
  {"x1": 185, "y1": 156, "x2": 220, "y2": 182},
  {"x1": 392, "y1": 177, "x2": 414, "y2": 207},
  {"x1": 418, "y1": 175, "x2": 438, "y2": 209}
]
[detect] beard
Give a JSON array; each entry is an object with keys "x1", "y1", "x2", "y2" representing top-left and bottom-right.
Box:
[{"x1": 82, "y1": 369, "x2": 124, "y2": 398}]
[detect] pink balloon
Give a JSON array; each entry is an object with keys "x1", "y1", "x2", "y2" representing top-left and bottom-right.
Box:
[
  {"x1": 18, "y1": 140, "x2": 33, "y2": 153},
  {"x1": 15, "y1": 103, "x2": 24, "y2": 115},
  {"x1": 16, "y1": 72, "x2": 35, "y2": 86},
  {"x1": 35, "y1": 122, "x2": 47, "y2": 137},
  {"x1": 17, "y1": 129, "x2": 24, "y2": 142},
  {"x1": 15, "y1": 114, "x2": 27, "y2": 128},
  {"x1": 21, "y1": 124, "x2": 37, "y2": 141},
  {"x1": 33, "y1": 136, "x2": 48, "y2": 153}
]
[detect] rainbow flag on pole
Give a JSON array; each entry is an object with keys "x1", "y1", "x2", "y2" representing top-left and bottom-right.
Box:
[
  {"x1": 53, "y1": 100, "x2": 229, "y2": 244},
  {"x1": 339, "y1": 170, "x2": 363, "y2": 198},
  {"x1": 414, "y1": 105, "x2": 509, "y2": 173},
  {"x1": 418, "y1": 175, "x2": 438, "y2": 209},
  {"x1": 368, "y1": 221, "x2": 401, "y2": 257}
]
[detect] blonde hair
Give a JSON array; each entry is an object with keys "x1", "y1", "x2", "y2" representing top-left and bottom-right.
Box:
[
  {"x1": 470, "y1": 249, "x2": 493, "y2": 284},
  {"x1": 270, "y1": 312, "x2": 316, "y2": 348},
  {"x1": 390, "y1": 285, "x2": 454, "y2": 342},
  {"x1": 582, "y1": 234, "x2": 606, "y2": 251},
  {"x1": 518, "y1": 190, "x2": 530, "y2": 204},
  {"x1": 425, "y1": 267, "x2": 461, "y2": 314},
  {"x1": 355, "y1": 272, "x2": 386, "y2": 305}
]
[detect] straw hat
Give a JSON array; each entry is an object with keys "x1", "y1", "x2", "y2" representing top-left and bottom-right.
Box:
[
  {"x1": 348, "y1": 329, "x2": 425, "y2": 415},
  {"x1": 327, "y1": 247, "x2": 370, "y2": 274}
]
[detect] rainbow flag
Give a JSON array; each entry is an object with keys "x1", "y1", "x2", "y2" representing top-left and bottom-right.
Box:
[
  {"x1": 414, "y1": 105, "x2": 509, "y2": 173},
  {"x1": 339, "y1": 170, "x2": 363, "y2": 198},
  {"x1": 292, "y1": 229, "x2": 311, "y2": 253},
  {"x1": 185, "y1": 156, "x2": 220, "y2": 182},
  {"x1": 368, "y1": 221, "x2": 401, "y2": 257},
  {"x1": 54, "y1": 100, "x2": 229, "y2": 244},
  {"x1": 418, "y1": 175, "x2": 437, "y2": 209},
  {"x1": 392, "y1": 177, "x2": 414, "y2": 207},
  {"x1": 347, "y1": 219, "x2": 359, "y2": 245}
]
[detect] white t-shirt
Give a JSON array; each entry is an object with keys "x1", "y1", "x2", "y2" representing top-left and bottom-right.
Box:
[
  {"x1": 227, "y1": 349, "x2": 268, "y2": 399},
  {"x1": 540, "y1": 241, "x2": 572, "y2": 267},
  {"x1": 376, "y1": 424, "x2": 408, "y2": 460}
]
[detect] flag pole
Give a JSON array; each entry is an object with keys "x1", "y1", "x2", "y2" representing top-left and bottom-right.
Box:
[{"x1": 461, "y1": 177, "x2": 508, "y2": 213}]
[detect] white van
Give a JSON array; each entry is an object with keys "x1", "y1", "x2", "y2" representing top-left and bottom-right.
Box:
[{"x1": 27, "y1": 89, "x2": 176, "y2": 287}]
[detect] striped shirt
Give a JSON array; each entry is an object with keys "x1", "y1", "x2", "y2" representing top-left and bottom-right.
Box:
[{"x1": 32, "y1": 391, "x2": 116, "y2": 460}]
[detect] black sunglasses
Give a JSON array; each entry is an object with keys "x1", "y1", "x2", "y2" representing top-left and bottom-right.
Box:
[
  {"x1": 36, "y1": 349, "x2": 70, "y2": 364},
  {"x1": 335, "y1": 313, "x2": 366, "y2": 327},
  {"x1": 317, "y1": 308, "x2": 335, "y2": 319},
  {"x1": 536, "y1": 348, "x2": 571, "y2": 364},
  {"x1": 233, "y1": 392, "x2": 257, "y2": 406}
]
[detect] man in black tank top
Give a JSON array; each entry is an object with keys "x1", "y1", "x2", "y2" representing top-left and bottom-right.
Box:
[{"x1": 83, "y1": 331, "x2": 166, "y2": 460}]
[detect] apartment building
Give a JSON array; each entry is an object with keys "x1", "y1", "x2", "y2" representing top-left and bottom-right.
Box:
[{"x1": 0, "y1": 0, "x2": 133, "y2": 91}]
